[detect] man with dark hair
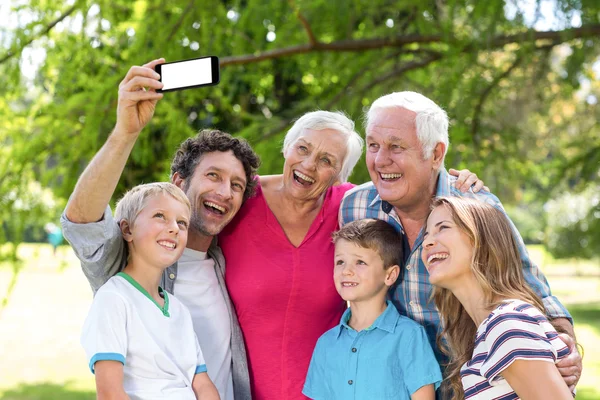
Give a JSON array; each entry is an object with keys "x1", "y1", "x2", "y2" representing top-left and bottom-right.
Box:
[
  {"x1": 62, "y1": 59, "x2": 257, "y2": 400},
  {"x1": 171, "y1": 129, "x2": 259, "y2": 202}
]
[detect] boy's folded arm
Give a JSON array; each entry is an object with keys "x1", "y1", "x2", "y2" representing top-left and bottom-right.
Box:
[
  {"x1": 192, "y1": 372, "x2": 220, "y2": 400},
  {"x1": 410, "y1": 384, "x2": 435, "y2": 400},
  {"x1": 95, "y1": 360, "x2": 130, "y2": 400}
]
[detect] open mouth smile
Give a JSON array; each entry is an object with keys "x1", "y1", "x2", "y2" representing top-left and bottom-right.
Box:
[
  {"x1": 158, "y1": 240, "x2": 176, "y2": 250},
  {"x1": 379, "y1": 172, "x2": 403, "y2": 181},
  {"x1": 204, "y1": 201, "x2": 227, "y2": 215},
  {"x1": 293, "y1": 170, "x2": 316, "y2": 185},
  {"x1": 426, "y1": 252, "x2": 448, "y2": 268}
]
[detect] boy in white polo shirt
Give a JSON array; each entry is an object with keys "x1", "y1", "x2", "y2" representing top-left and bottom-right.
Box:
[{"x1": 81, "y1": 182, "x2": 219, "y2": 400}]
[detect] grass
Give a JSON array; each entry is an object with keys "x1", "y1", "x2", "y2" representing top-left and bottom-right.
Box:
[
  {"x1": 0, "y1": 244, "x2": 96, "y2": 399},
  {"x1": 0, "y1": 243, "x2": 598, "y2": 399},
  {"x1": 0, "y1": 383, "x2": 94, "y2": 400}
]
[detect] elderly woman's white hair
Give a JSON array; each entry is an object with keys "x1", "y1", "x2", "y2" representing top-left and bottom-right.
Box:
[
  {"x1": 282, "y1": 110, "x2": 364, "y2": 183},
  {"x1": 365, "y1": 91, "x2": 449, "y2": 163}
]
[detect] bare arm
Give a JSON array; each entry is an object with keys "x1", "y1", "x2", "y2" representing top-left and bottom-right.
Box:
[
  {"x1": 95, "y1": 361, "x2": 130, "y2": 400},
  {"x1": 410, "y1": 384, "x2": 435, "y2": 400},
  {"x1": 192, "y1": 372, "x2": 220, "y2": 400},
  {"x1": 65, "y1": 59, "x2": 165, "y2": 223},
  {"x1": 502, "y1": 359, "x2": 572, "y2": 400}
]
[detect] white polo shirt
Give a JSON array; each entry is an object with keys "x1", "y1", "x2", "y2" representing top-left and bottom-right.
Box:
[{"x1": 81, "y1": 272, "x2": 206, "y2": 400}]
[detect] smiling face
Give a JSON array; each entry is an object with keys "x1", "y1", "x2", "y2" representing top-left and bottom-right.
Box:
[
  {"x1": 123, "y1": 194, "x2": 190, "y2": 269},
  {"x1": 334, "y1": 239, "x2": 399, "y2": 304},
  {"x1": 366, "y1": 108, "x2": 443, "y2": 211},
  {"x1": 282, "y1": 128, "x2": 347, "y2": 201},
  {"x1": 421, "y1": 205, "x2": 474, "y2": 289},
  {"x1": 176, "y1": 150, "x2": 247, "y2": 238}
]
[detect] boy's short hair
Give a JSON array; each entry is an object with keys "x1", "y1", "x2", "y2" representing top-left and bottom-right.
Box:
[
  {"x1": 333, "y1": 219, "x2": 404, "y2": 269},
  {"x1": 170, "y1": 129, "x2": 261, "y2": 202},
  {"x1": 115, "y1": 182, "x2": 191, "y2": 226}
]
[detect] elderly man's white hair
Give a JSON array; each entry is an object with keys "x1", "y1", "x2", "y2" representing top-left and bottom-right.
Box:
[
  {"x1": 283, "y1": 110, "x2": 364, "y2": 183},
  {"x1": 366, "y1": 91, "x2": 449, "y2": 162}
]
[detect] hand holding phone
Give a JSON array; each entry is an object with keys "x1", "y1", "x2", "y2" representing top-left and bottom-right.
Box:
[
  {"x1": 116, "y1": 58, "x2": 165, "y2": 135},
  {"x1": 155, "y1": 56, "x2": 220, "y2": 93}
]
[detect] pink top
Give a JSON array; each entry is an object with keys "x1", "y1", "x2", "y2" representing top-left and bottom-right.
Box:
[{"x1": 220, "y1": 180, "x2": 354, "y2": 400}]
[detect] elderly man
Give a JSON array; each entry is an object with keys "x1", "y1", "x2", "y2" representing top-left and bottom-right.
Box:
[{"x1": 339, "y1": 91, "x2": 582, "y2": 392}]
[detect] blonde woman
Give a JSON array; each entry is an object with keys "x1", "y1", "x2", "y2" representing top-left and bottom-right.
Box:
[{"x1": 421, "y1": 197, "x2": 574, "y2": 399}]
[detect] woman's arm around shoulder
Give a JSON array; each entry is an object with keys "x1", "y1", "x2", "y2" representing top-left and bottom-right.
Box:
[{"x1": 192, "y1": 372, "x2": 220, "y2": 400}]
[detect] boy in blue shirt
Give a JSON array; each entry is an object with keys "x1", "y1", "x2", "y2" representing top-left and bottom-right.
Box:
[{"x1": 303, "y1": 219, "x2": 442, "y2": 400}]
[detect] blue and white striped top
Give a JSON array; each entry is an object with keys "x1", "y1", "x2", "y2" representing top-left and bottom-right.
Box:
[{"x1": 460, "y1": 299, "x2": 572, "y2": 399}]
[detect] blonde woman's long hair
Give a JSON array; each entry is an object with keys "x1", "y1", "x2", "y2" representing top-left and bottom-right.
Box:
[{"x1": 430, "y1": 197, "x2": 545, "y2": 399}]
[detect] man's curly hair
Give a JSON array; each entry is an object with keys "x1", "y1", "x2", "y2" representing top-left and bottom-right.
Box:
[{"x1": 170, "y1": 129, "x2": 260, "y2": 201}]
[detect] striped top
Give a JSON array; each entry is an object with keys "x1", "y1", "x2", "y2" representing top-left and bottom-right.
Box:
[{"x1": 460, "y1": 299, "x2": 572, "y2": 399}]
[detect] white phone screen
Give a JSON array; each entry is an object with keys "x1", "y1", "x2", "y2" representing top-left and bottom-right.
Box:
[{"x1": 161, "y1": 58, "x2": 213, "y2": 90}]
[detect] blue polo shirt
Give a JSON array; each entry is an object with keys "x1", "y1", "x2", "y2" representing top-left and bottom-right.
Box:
[{"x1": 303, "y1": 301, "x2": 442, "y2": 400}]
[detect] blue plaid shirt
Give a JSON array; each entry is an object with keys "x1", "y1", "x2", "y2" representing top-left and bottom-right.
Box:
[{"x1": 339, "y1": 168, "x2": 571, "y2": 362}]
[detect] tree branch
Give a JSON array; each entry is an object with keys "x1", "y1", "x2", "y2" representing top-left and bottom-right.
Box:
[
  {"x1": 220, "y1": 24, "x2": 600, "y2": 67},
  {"x1": 0, "y1": 4, "x2": 78, "y2": 65},
  {"x1": 471, "y1": 54, "x2": 524, "y2": 142},
  {"x1": 355, "y1": 53, "x2": 443, "y2": 99},
  {"x1": 487, "y1": 25, "x2": 600, "y2": 48},
  {"x1": 470, "y1": 40, "x2": 562, "y2": 141},
  {"x1": 253, "y1": 118, "x2": 291, "y2": 143},
  {"x1": 324, "y1": 49, "x2": 405, "y2": 110},
  {"x1": 289, "y1": 1, "x2": 317, "y2": 46},
  {"x1": 220, "y1": 33, "x2": 441, "y2": 66},
  {"x1": 255, "y1": 52, "x2": 444, "y2": 144},
  {"x1": 167, "y1": 0, "x2": 195, "y2": 41}
]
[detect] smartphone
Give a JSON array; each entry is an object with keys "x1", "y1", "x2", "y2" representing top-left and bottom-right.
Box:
[{"x1": 155, "y1": 56, "x2": 220, "y2": 93}]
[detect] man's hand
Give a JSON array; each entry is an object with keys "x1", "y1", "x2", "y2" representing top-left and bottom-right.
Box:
[
  {"x1": 448, "y1": 168, "x2": 489, "y2": 193},
  {"x1": 115, "y1": 58, "x2": 165, "y2": 135},
  {"x1": 556, "y1": 333, "x2": 583, "y2": 392},
  {"x1": 64, "y1": 58, "x2": 165, "y2": 224}
]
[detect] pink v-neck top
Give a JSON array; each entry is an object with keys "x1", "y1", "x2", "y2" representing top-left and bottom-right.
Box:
[{"x1": 220, "y1": 180, "x2": 354, "y2": 400}]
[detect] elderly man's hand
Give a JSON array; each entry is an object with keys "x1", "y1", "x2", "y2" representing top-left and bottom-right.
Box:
[
  {"x1": 448, "y1": 168, "x2": 489, "y2": 193},
  {"x1": 556, "y1": 333, "x2": 583, "y2": 392}
]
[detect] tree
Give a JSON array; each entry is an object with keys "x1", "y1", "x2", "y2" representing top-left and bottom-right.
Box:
[{"x1": 1, "y1": 0, "x2": 599, "y2": 257}]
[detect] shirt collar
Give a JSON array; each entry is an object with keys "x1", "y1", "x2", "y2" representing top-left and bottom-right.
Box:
[
  {"x1": 435, "y1": 167, "x2": 451, "y2": 198},
  {"x1": 368, "y1": 194, "x2": 394, "y2": 215},
  {"x1": 370, "y1": 167, "x2": 450, "y2": 213},
  {"x1": 337, "y1": 300, "x2": 399, "y2": 337}
]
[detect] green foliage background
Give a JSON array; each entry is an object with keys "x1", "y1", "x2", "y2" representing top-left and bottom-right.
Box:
[{"x1": 1, "y1": 0, "x2": 599, "y2": 258}]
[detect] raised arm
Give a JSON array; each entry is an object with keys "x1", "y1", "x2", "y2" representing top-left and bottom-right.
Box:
[{"x1": 65, "y1": 59, "x2": 165, "y2": 223}]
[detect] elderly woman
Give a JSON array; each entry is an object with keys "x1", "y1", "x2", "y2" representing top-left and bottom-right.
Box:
[{"x1": 219, "y1": 111, "x2": 483, "y2": 400}]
